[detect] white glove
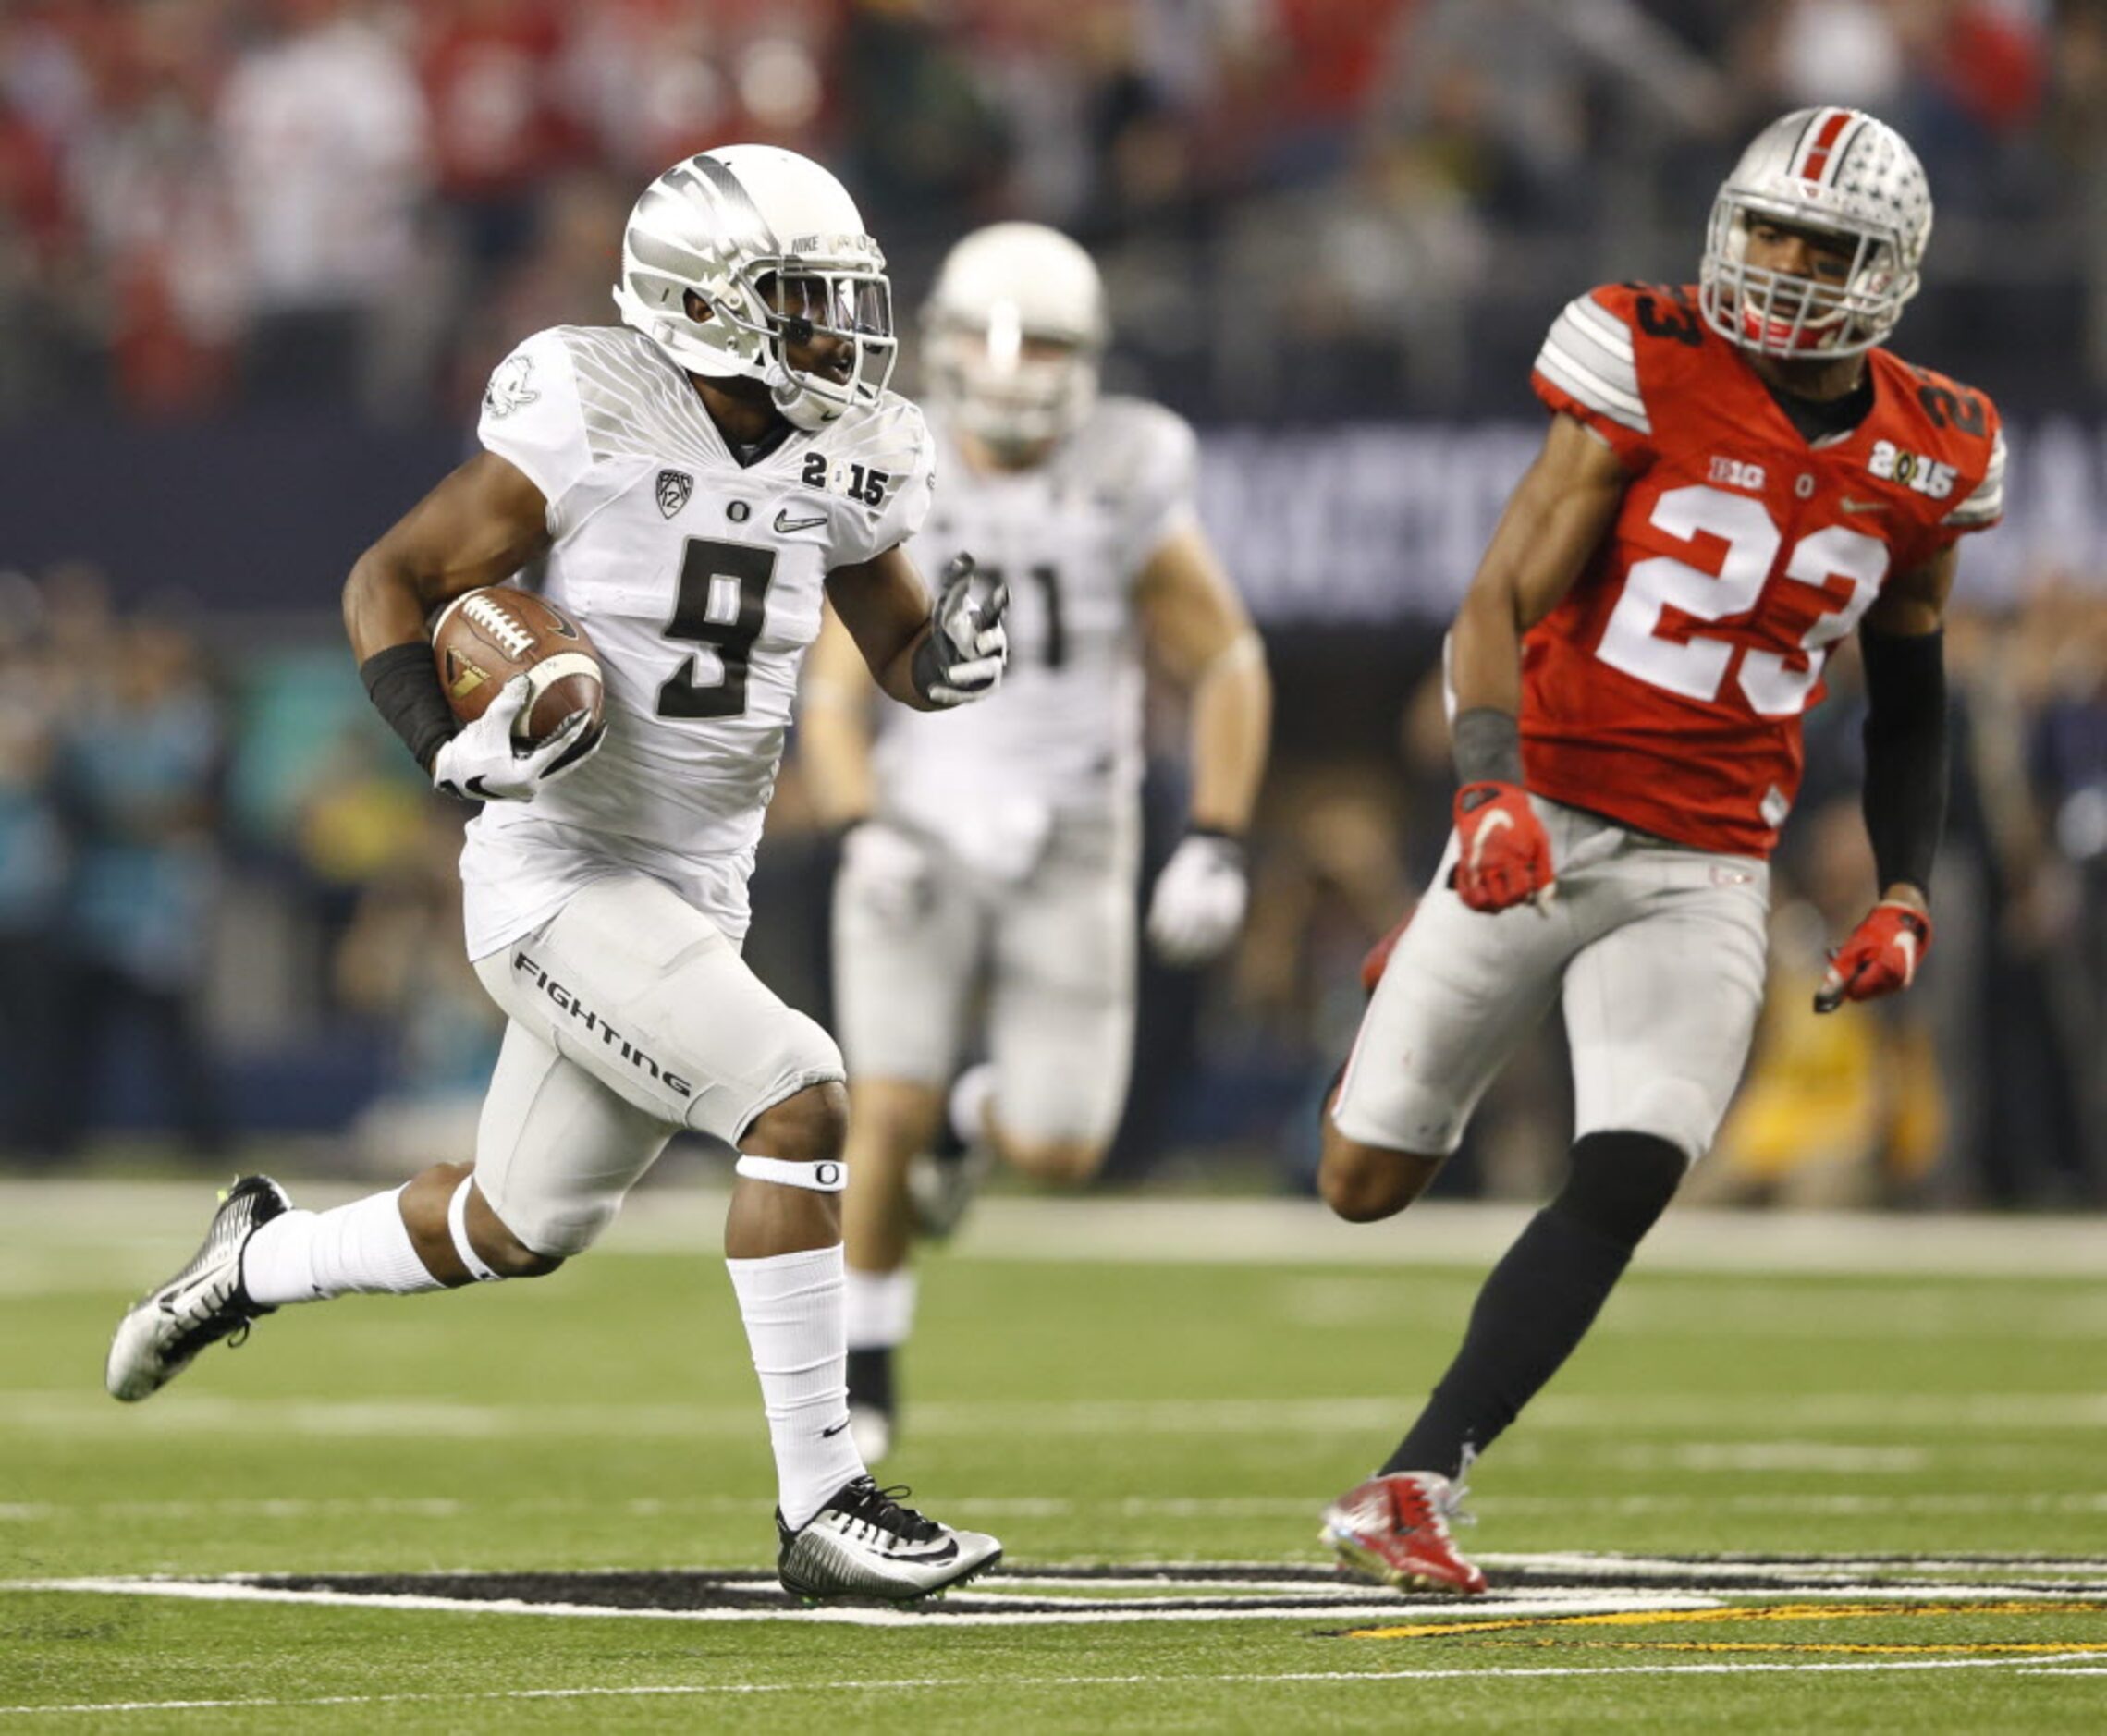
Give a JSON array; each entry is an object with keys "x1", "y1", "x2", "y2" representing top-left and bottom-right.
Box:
[
  {"x1": 913, "y1": 556, "x2": 1009, "y2": 706},
  {"x1": 1146, "y1": 831, "x2": 1248, "y2": 965},
  {"x1": 840, "y1": 821, "x2": 933, "y2": 923},
  {"x1": 431, "y1": 675, "x2": 597, "y2": 802}
]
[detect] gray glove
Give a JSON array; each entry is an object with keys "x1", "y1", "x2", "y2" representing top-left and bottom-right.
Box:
[{"x1": 912, "y1": 556, "x2": 1009, "y2": 706}]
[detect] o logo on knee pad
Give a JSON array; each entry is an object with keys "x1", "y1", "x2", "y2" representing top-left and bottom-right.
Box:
[{"x1": 734, "y1": 1154, "x2": 849, "y2": 1192}]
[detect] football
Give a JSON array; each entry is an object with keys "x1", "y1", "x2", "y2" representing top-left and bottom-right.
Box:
[{"x1": 431, "y1": 586, "x2": 603, "y2": 751}]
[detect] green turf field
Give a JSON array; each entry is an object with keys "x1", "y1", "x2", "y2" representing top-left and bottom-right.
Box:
[{"x1": 4, "y1": 1180, "x2": 2105, "y2": 1731}]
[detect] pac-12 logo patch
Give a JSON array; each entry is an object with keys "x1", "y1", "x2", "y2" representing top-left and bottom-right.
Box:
[{"x1": 656, "y1": 469, "x2": 694, "y2": 519}]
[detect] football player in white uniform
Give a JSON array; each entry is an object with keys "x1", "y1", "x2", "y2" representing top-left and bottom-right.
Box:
[
  {"x1": 104, "y1": 147, "x2": 1010, "y2": 1602},
  {"x1": 798, "y1": 223, "x2": 1271, "y2": 1462}
]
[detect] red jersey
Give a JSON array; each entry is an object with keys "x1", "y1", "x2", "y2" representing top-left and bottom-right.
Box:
[{"x1": 1524, "y1": 282, "x2": 2004, "y2": 857}]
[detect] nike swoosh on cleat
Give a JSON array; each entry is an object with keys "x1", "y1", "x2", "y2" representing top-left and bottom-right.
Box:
[
  {"x1": 889, "y1": 1539, "x2": 960, "y2": 1565},
  {"x1": 774, "y1": 510, "x2": 828, "y2": 533}
]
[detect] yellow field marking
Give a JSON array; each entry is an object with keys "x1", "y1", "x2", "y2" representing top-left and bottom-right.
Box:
[
  {"x1": 1350, "y1": 1600, "x2": 2107, "y2": 1641},
  {"x1": 1486, "y1": 1639, "x2": 2107, "y2": 1657}
]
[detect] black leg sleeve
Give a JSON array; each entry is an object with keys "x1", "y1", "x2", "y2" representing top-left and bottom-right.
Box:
[{"x1": 1381, "y1": 1131, "x2": 1684, "y2": 1479}]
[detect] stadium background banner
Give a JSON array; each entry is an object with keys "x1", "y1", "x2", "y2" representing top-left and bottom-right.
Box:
[{"x1": 6, "y1": 417, "x2": 2104, "y2": 623}]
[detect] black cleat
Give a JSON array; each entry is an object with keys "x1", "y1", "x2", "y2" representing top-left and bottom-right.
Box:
[
  {"x1": 776, "y1": 1475, "x2": 1001, "y2": 1602},
  {"x1": 105, "y1": 1176, "x2": 289, "y2": 1402},
  {"x1": 847, "y1": 1345, "x2": 896, "y2": 1465},
  {"x1": 906, "y1": 1142, "x2": 994, "y2": 1240}
]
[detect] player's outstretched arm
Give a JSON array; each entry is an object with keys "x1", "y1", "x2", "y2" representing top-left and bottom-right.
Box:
[
  {"x1": 797, "y1": 605, "x2": 882, "y2": 830},
  {"x1": 825, "y1": 545, "x2": 1009, "y2": 712},
  {"x1": 1448, "y1": 412, "x2": 1629, "y2": 724},
  {"x1": 1136, "y1": 523, "x2": 1271, "y2": 964},
  {"x1": 1816, "y1": 544, "x2": 1957, "y2": 1012},
  {"x1": 1445, "y1": 413, "x2": 1630, "y2": 912},
  {"x1": 343, "y1": 451, "x2": 557, "y2": 778}
]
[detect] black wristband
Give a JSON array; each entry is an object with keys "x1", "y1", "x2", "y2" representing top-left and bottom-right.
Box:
[
  {"x1": 909, "y1": 625, "x2": 948, "y2": 704},
  {"x1": 1859, "y1": 628, "x2": 1948, "y2": 895},
  {"x1": 1452, "y1": 707, "x2": 1525, "y2": 787},
  {"x1": 360, "y1": 642, "x2": 458, "y2": 774},
  {"x1": 1184, "y1": 825, "x2": 1247, "y2": 872}
]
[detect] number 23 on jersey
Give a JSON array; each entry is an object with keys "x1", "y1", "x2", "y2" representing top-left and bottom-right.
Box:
[{"x1": 1597, "y1": 484, "x2": 1887, "y2": 718}]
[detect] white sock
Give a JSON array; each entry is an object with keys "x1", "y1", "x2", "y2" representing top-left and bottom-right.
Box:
[
  {"x1": 844, "y1": 1265, "x2": 917, "y2": 1352},
  {"x1": 241, "y1": 1186, "x2": 447, "y2": 1306},
  {"x1": 726, "y1": 1243, "x2": 864, "y2": 1530},
  {"x1": 947, "y1": 1062, "x2": 998, "y2": 1149}
]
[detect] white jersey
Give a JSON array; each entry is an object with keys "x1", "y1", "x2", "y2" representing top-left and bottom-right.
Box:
[
  {"x1": 460, "y1": 324, "x2": 933, "y2": 957},
  {"x1": 869, "y1": 397, "x2": 1198, "y2": 848}
]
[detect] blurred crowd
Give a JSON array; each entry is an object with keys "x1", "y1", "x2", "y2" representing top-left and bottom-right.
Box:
[
  {"x1": 4, "y1": 558, "x2": 2103, "y2": 1209},
  {"x1": 2, "y1": 0, "x2": 2104, "y2": 423},
  {"x1": 4, "y1": 2, "x2": 2104, "y2": 1201},
  {"x1": 0, "y1": 563, "x2": 501, "y2": 1169}
]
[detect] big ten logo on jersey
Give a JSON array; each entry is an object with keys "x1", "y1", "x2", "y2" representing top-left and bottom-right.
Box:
[
  {"x1": 1868, "y1": 441, "x2": 1955, "y2": 500},
  {"x1": 800, "y1": 451, "x2": 893, "y2": 507},
  {"x1": 1709, "y1": 456, "x2": 1768, "y2": 493}
]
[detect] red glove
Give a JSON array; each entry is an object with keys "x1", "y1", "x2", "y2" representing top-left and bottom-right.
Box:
[
  {"x1": 1451, "y1": 782, "x2": 1554, "y2": 913},
  {"x1": 1815, "y1": 899, "x2": 1932, "y2": 1013}
]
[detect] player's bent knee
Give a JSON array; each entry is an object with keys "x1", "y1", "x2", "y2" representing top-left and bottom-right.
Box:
[
  {"x1": 469, "y1": 1184, "x2": 591, "y2": 1272},
  {"x1": 1557, "y1": 1130, "x2": 1688, "y2": 1249},
  {"x1": 744, "y1": 1078, "x2": 850, "y2": 1164},
  {"x1": 1317, "y1": 1135, "x2": 1441, "y2": 1223},
  {"x1": 996, "y1": 1132, "x2": 1109, "y2": 1187},
  {"x1": 475, "y1": 1236, "x2": 566, "y2": 1279}
]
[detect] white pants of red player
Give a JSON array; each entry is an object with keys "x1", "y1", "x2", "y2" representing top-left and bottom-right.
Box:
[{"x1": 1332, "y1": 797, "x2": 1770, "y2": 1165}]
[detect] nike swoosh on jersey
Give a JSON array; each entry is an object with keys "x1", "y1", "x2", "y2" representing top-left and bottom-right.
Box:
[
  {"x1": 775, "y1": 509, "x2": 828, "y2": 533},
  {"x1": 1839, "y1": 496, "x2": 1893, "y2": 514}
]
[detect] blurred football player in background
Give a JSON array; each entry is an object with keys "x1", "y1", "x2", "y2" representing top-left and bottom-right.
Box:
[
  {"x1": 106, "y1": 146, "x2": 1011, "y2": 1602},
  {"x1": 1317, "y1": 108, "x2": 2005, "y2": 1594},
  {"x1": 799, "y1": 223, "x2": 1271, "y2": 1462}
]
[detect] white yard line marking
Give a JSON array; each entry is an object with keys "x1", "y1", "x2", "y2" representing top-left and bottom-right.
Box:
[
  {"x1": 3, "y1": 1653, "x2": 2104, "y2": 1718},
  {"x1": 10, "y1": 1493, "x2": 2107, "y2": 1524},
  {"x1": 9, "y1": 1390, "x2": 2107, "y2": 1440},
  {"x1": 0, "y1": 1577, "x2": 1718, "y2": 1627},
  {"x1": 11, "y1": 1183, "x2": 2106, "y2": 1277},
  {"x1": 10, "y1": 1554, "x2": 2107, "y2": 1628}
]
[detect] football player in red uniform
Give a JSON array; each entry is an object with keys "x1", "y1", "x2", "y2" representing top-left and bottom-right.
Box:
[{"x1": 1317, "y1": 107, "x2": 2004, "y2": 1595}]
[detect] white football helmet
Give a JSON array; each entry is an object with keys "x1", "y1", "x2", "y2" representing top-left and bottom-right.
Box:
[
  {"x1": 613, "y1": 145, "x2": 895, "y2": 431},
  {"x1": 1698, "y1": 107, "x2": 1931, "y2": 357},
  {"x1": 923, "y1": 222, "x2": 1107, "y2": 456}
]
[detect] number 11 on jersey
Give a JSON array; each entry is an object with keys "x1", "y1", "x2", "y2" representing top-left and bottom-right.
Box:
[{"x1": 974, "y1": 562, "x2": 1064, "y2": 669}]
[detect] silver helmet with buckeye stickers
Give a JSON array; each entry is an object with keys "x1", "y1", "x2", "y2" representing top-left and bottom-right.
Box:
[{"x1": 1699, "y1": 107, "x2": 1931, "y2": 357}]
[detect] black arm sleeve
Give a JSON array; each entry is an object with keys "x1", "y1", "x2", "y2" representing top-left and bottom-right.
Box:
[
  {"x1": 1858, "y1": 627, "x2": 1948, "y2": 896},
  {"x1": 1452, "y1": 707, "x2": 1525, "y2": 787},
  {"x1": 360, "y1": 642, "x2": 458, "y2": 775}
]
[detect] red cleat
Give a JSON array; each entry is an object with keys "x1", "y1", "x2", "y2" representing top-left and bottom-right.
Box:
[
  {"x1": 1321, "y1": 1471, "x2": 1488, "y2": 1595},
  {"x1": 1358, "y1": 906, "x2": 1415, "y2": 999}
]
